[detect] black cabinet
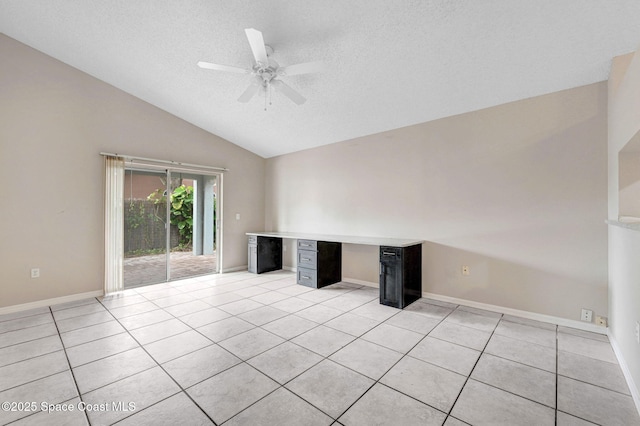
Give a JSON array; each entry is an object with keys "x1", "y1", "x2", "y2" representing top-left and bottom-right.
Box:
[
  {"x1": 297, "y1": 239, "x2": 342, "y2": 288},
  {"x1": 379, "y1": 244, "x2": 422, "y2": 308},
  {"x1": 248, "y1": 235, "x2": 282, "y2": 274},
  {"x1": 246, "y1": 233, "x2": 423, "y2": 310}
]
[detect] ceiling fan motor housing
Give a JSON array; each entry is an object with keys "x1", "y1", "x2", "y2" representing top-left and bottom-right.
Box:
[{"x1": 253, "y1": 54, "x2": 279, "y2": 86}]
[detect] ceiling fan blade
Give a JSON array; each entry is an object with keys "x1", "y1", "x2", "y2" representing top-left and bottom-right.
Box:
[
  {"x1": 278, "y1": 61, "x2": 324, "y2": 76},
  {"x1": 237, "y1": 79, "x2": 261, "y2": 103},
  {"x1": 271, "y1": 80, "x2": 306, "y2": 105},
  {"x1": 197, "y1": 61, "x2": 249, "y2": 74},
  {"x1": 245, "y1": 28, "x2": 269, "y2": 66}
]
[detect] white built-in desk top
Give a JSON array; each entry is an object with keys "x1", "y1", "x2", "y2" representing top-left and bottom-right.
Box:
[{"x1": 246, "y1": 231, "x2": 423, "y2": 248}]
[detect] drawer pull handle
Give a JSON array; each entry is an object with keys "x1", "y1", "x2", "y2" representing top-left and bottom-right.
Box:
[
  {"x1": 383, "y1": 252, "x2": 396, "y2": 256},
  {"x1": 302, "y1": 275, "x2": 311, "y2": 280},
  {"x1": 301, "y1": 257, "x2": 311, "y2": 261},
  {"x1": 301, "y1": 244, "x2": 311, "y2": 247}
]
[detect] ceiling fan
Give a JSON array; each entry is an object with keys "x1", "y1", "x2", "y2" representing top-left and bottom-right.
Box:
[{"x1": 198, "y1": 28, "x2": 323, "y2": 106}]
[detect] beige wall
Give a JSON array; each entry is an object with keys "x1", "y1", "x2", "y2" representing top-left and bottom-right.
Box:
[
  {"x1": 266, "y1": 82, "x2": 609, "y2": 321},
  {"x1": 608, "y1": 48, "x2": 640, "y2": 403},
  {"x1": 0, "y1": 35, "x2": 265, "y2": 308}
]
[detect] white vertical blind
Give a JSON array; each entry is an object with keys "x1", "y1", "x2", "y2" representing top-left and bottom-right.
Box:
[{"x1": 104, "y1": 156, "x2": 124, "y2": 294}]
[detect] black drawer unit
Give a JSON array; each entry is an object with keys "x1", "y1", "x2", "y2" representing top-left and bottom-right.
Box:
[
  {"x1": 379, "y1": 244, "x2": 422, "y2": 308},
  {"x1": 296, "y1": 239, "x2": 342, "y2": 288},
  {"x1": 248, "y1": 235, "x2": 282, "y2": 274}
]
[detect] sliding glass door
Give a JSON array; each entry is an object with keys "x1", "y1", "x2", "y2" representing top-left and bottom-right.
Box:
[
  {"x1": 123, "y1": 169, "x2": 169, "y2": 287},
  {"x1": 123, "y1": 168, "x2": 219, "y2": 288},
  {"x1": 169, "y1": 174, "x2": 218, "y2": 281}
]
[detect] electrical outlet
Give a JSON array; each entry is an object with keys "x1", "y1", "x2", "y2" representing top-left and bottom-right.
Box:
[
  {"x1": 595, "y1": 316, "x2": 607, "y2": 327},
  {"x1": 462, "y1": 265, "x2": 470, "y2": 276},
  {"x1": 235, "y1": 213, "x2": 240, "y2": 220},
  {"x1": 30, "y1": 268, "x2": 40, "y2": 279},
  {"x1": 635, "y1": 322, "x2": 640, "y2": 344},
  {"x1": 580, "y1": 309, "x2": 593, "y2": 322}
]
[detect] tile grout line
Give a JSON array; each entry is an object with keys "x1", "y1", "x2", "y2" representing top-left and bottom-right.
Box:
[
  {"x1": 99, "y1": 286, "x2": 477, "y2": 423},
  {"x1": 321, "y1": 304, "x2": 458, "y2": 423},
  {"x1": 49, "y1": 304, "x2": 92, "y2": 426},
  {"x1": 93, "y1": 290, "x2": 624, "y2": 424},
  {"x1": 553, "y1": 325, "x2": 560, "y2": 426},
  {"x1": 323, "y1": 302, "x2": 503, "y2": 422},
  {"x1": 211, "y1": 288, "x2": 381, "y2": 420},
  {"x1": 71, "y1": 298, "x2": 154, "y2": 425},
  {"x1": 4, "y1": 272, "x2": 629, "y2": 425},
  {"x1": 0, "y1": 337, "x2": 62, "y2": 370},
  {"x1": 0, "y1": 320, "x2": 58, "y2": 343},
  {"x1": 445, "y1": 316, "x2": 574, "y2": 416},
  {"x1": 554, "y1": 330, "x2": 616, "y2": 425},
  {"x1": 88, "y1": 275, "x2": 319, "y2": 422},
  {"x1": 215, "y1": 296, "x2": 402, "y2": 424},
  {"x1": 164, "y1": 277, "x2": 352, "y2": 422},
  {"x1": 556, "y1": 375, "x2": 636, "y2": 398},
  {"x1": 176, "y1": 278, "x2": 359, "y2": 420},
  {"x1": 93, "y1": 296, "x2": 220, "y2": 426},
  {"x1": 441, "y1": 311, "x2": 502, "y2": 424},
  {"x1": 201, "y1": 288, "x2": 401, "y2": 423},
  {"x1": 446, "y1": 315, "x2": 626, "y2": 422},
  {"x1": 0, "y1": 308, "x2": 52, "y2": 325}
]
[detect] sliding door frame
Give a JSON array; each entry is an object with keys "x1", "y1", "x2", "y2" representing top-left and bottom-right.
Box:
[{"x1": 123, "y1": 165, "x2": 224, "y2": 284}]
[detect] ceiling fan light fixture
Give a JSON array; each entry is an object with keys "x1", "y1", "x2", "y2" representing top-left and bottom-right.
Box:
[{"x1": 197, "y1": 28, "x2": 323, "y2": 107}]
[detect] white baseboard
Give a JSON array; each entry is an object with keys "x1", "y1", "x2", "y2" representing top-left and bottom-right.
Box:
[
  {"x1": 0, "y1": 290, "x2": 104, "y2": 316},
  {"x1": 221, "y1": 265, "x2": 248, "y2": 273},
  {"x1": 282, "y1": 271, "x2": 611, "y2": 337},
  {"x1": 421, "y1": 291, "x2": 607, "y2": 334},
  {"x1": 223, "y1": 265, "x2": 298, "y2": 273},
  {"x1": 342, "y1": 277, "x2": 378, "y2": 288},
  {"x1": 608, "y1": 332, "x2": 640, "y2": 417},
  {"x1": 340, "y1": 280, "x2": 606, "y2": 334},
  {"x1": 1, "y1": 277, "x2": 603, "y2": 334}
]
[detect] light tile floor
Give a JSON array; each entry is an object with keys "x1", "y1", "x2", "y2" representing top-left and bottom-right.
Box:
[{"x1": 1, "y1": 271, "x2": 639, "y2": 426}]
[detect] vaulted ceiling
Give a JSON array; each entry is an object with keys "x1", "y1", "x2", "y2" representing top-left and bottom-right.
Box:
[{"x1": 2, "y1": 1, "x2": 639, "y2": 158}]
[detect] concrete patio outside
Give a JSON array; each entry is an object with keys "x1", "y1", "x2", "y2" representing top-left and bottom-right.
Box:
[{"x1": 123, "y1": 251, "x2": 217, "y2": 288}]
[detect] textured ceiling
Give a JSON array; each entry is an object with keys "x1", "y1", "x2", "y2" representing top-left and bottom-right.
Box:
[{"x1": 1, "y1": 1, "x2": 639, "y2": 158}]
